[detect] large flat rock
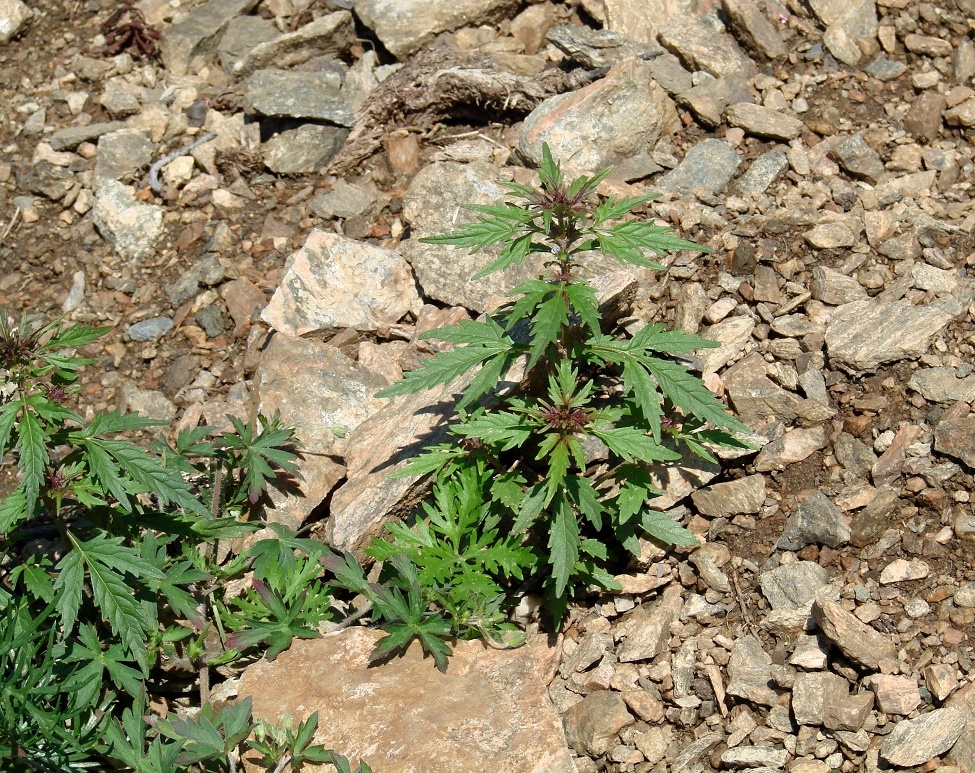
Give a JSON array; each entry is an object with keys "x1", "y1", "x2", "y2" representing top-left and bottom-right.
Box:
[{"x1": 238, "y1": 628, "x2": 576, "y2": 773}]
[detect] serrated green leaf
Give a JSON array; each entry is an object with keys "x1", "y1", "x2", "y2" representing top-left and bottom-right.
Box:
[
  {"x1": 548, "y1": 492, "x2": 579, "y2": 598},
  {"x1": 376, "y1": 344, "x2": 510, "y2": 398},
  {"x1": 565, "y1": 474, "x2": 602, "y2": 529},
  {"x1": 631, "y1": 322, "x2": 720, "y2": 352},
  {"x1": 644, "y1": 356, "x2": 749, "y2": 433},
  {"x1": 539, "y1": 436, "x2": 571, "y2": 504},
  {"x1": 473, "y1": 231, "x2": 536, "y2": 279},
  {"x1": 457, "y1": 349, "x2": 518, "y2": 410},
  {"x1": 53, "y1": 548, "x2": 85, "y2": 636},
  {"x1": 512, "y1": 482, "x2": 547, "y2": 532},
  {"x1": 591, "y1": 425, "x2": 681, "y2": 463},
  {"x1": 621, "y1": 358, "x2": 663, "y2": 440},
  {"x1": 453, "y1": 410, "x2": 534, "y2": 451},
  {"x1": 0, "y1": 401, "x2": 20, "y2": 460},
  {"x1": 640, "y1": 509, "x2": 699, "y2": 547},
  {"x1": 564, "y1": 281, "x2": 600, "y2": 337},
  {"x1": 16, "y1": 405, "x2": 48, "y2": 517},
  {"x1": 527, "y1": 288, "x2": 570, "y2": 370},
  {"x1": 0, "y1": 488, "x2": 28, "y2": 532},
  {"x1": 615, "y1": 465, "x2": 662, "y2": 524},
  {"x1": 593, "y1": 193, "x2": 658, "y2": 225},
  {"x1": 391, "y1": 445, "x2": 464, "y2": 479}
]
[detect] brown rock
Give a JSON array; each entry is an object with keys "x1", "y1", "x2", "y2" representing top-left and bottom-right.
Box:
[
  {"x1": 904, "y1": 91, "x2": 946, "y2": 143},
  {"x1": 617, "y1": 585, "x2": 684, "y2": 662},
  {"x1": 812, "y1": 595, "x2": 897, "y2": 670},
  {"x1": 869, "y1": 675, "x2": 922, "y2": 716},
  {"x1": 934, "y1": 402, "x2": 975, "y2": 469},
  {"x1": 562, "y1": 690, "x2": 634, "y2": 757},
  {"x1": 238, "y1": 628, "x2": 576, "y2": 773}
]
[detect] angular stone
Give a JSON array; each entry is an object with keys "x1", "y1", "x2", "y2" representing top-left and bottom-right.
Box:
[
  {"x1": 881, "y1": 708, "x2": 968, "y2": 767},
  {"x1": 934, "y1": 402, "x2": 975, "y2": 468},
  {"x1": 724, "y1": 353, "x2": 802, "y2": 430},
  {"x1": 812, "y1": 595, "x2": 897, "y2": 670},
  {"x1": 261, "y1": 124, "x2": 348, "y2": 175},
  {"x1": 864, "y1": 55, "x2": 907, "y2": 81},
  {"x1": 822, "y1": 0, "x2": 878, "y2": 66},
  {"x1": 753, "y1": 426, "x2": 827, "y2": 472},
  {"x1": 127, "y1": 317, "x2": 173, "y2": 342},
  {"x1": 726, "y1": 634, "x2": 778, "y2": 707},
  {"x1": 904, "y1": 91, "x2": 946, "y2": 143},
  {"x1": 809, "y1": 266, "x2": 867, "y2": 305},
  {"x1": 603, "y1": 0, "x2": 681, "y2": 45},
  {"x1": 262, "y1": 231, "x2": 419, "y2": 335},
  {"x1": 545, "y1": 24, "x2": 645, "y2": 69},
  {"x1": 356, "y1": 0, "x2": 519, "y2": 59},
  {"x1": 231, "y1": 11, "x2": 354, "y2": 76},
  {"x1": 658, "y1": 137, "x2": 741, "y2": 195},
  {"x1": 216, "y1": 15, "x2": 277, "y2": 70},
  {"x1": 245, "y1": 69, "x2": 352, "y2": 126},
  {"x1": 562, "y1": 690, "x2": 634, "y2": 757},
  {"x1": 0, "y1": 0, "x2": 30, "y2": 44},
  {"x1": 804, "y1": 222, "x2": 855, "y2": 249},
  {"x1": 92, "y1": 180, "x2": 163, "y2": 261},
  {"x1": 869, "y1": 675, "x2": 922, "y2": 716},
  {"x1": 879, "y1": 558, "x2": 929, "y2": 584},
  {"x1": 924, "y1": 664, "x2": 960, "y2": 702},
  {"x1": 789, "y1": 634, "x2": 829, "y2": 670},
  {"x1": 721, "y1": 0, "x2": 787, "y2": 58},
  {"x1": 256, "y1": 333, "x2": 387, "y2": 460},
  {"x1": 778, "y1": 491, "x2": 851, "y2": 551},
  {"x1": 913, "y1": 263, "x2": 959, "y2": 296},
  {"x1": 793, "y1": 671, "x2": 849, "y2": 726},
  {"x1": 825, "y1": 299, "x2": 955, "y2": 373},
  {"x1": 849, "y1": 487, "x2": 900, "y2": 547},
  {"x1": 94, "y1": 128, "x2": 154, "y2": 185},
  {"x1": 696, "y1": 315, "x2": 755, "y2": 376},
  {"x1": 617, "y1": 585, "x2": 683, "y2": 662},
  {"x1": 691, "y1": 474, "x2": 766, "y2": 518},
  {"x1": 733, "y1": 150, "x2": 788, "y2": 194},
  {"x1": 49, "y1": 121, "x2": 126, "y2": 152},
  {"x1": 830, "y1": 134, "x2": 885, "y2": 184},
  {"x1": 518, "y1": 56, "x2": 679, "y2": 177},
  {"x1": 726, "y1": 102, "x2": 803, "y2": 140},
  {"x1": 239, "y1": 628, "x2": 575, "y2": 773},
  {"x1": 160, "y1": 0, "x2": 260, "y2": 76},
  {"x1": 721, "y1": 746, "x2": 788, "y2": 769},
  {"x1": 679, "y1": 74, "x2": 752, "y2": 128},
  {"x1": 946, "y1": 98, "x2": 975, "y2": 128},
  {"x1": 759, "y1": 561, "x2": 830, "y2": 633},
  {"x1": 903, "y1": 33, "x2": 953, "y2": 57},
  {"x1": 658, "y1": 17, "x2": 757, "y2": 78},
  {"x1": 825, "y1": 691, "x2": 873, "y2": 732},
  {"x1": 311, "y1": 183, "x2": 378, "y2": 220},
  {"x1": 120, "y1": 382, "x2": 177, "y2": 422}
]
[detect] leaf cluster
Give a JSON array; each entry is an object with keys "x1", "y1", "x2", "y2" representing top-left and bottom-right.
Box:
[{"x1": 371, "y1": 144, "x2": 751, "y2": 635}]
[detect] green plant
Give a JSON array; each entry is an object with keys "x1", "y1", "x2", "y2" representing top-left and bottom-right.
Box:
[
  {"x1": 370, "y1": 145, "x2": 750, "y2": 630},
  {"x1": 0, "y1": 311, "x2": 350, "y2": 770}
]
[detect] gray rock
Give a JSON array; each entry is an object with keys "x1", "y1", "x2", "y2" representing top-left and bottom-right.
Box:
[
  {"x1": 809, "y1": 266, "x2": 867, "y2": 305},
  {"x1": 829, "y1": 134, "x2": 885, "y2": 184},
  {"x1": 913, "y1": 262, "x2": 959, "y2": 295},
  {"x1": 909, "y1": 368, "x2": 975, "y2": 404},
  {"x1": 849, "y1": 487, "x2": 900, "y2": 548},
  {"x1": 678, "y1": 74, "x2": 752, "y2": 128},
  {"x1": 793, "y1": 671, "x2": 848, "y2": 726},
  {"x1": 721, "y1": 0, "x2": 787, "y2": 58},
  {"x1": 92, "y1": 180, "x2": 164, "y2": 261},
  {"x1": 21, "y1": 162, "x2": 75, "y2": 201},
  {"x1": 778, "y1": 491, "x2": 851, "y2": 550},
  {"x1": 881, "y1": 708, "x2": 968, "y2": 767},
  {"x1": 726, "y1": 102, "x2": 803, "y2": 140},
  {"x1": 721, "y1": 746, "x2": 788, "y2": 769},
  {"x1": 126, "y1": 317, "x2": 173, "y2": 342},
  {"x1": 545, "y1": 25, "x2": 645, "y2": 69},
  {"x1": 648, "y1": 51, "x2": 695, "y2": 95},
  {"x1": 216, "y1": 15, "x2": 278, "y2": 71},
  {"x1": 823, "y1": 0, "x2": 877, "y2": 66},
  {"x1": 617, "y1": 585, "x2": 683, "y2": 662},
  {"x1": 657, "y1": 138, "x2": 740, "y2": 195},
  {"x1": 864, "y1": 55, "x2": 907, "y2": 81},
  {"x1": 724, "y1": 353, "x2": 802, "y2": 430},
  {"x1": 160, "y1": 0, "x2": 260, "y2": 76},
  {"x1": 165, "y1": 253, "x2": 237, "y2": 307},
  {"x1": 753, "y1": 426, "x2": 827, "y2": 472},
  {"x1": 691, "y1": 474, "x2": 766, "y2": 518},
  {"x1": 658, "y1": 17, "x2": 757, "y2": 78},
  {"x1": 49, "y1": 121, "x2": 126, "y2": 152},
  {"x1": 804, "y1": 222, "x2": 855, "y2": 249},
  {"x1": 245, "y1": 69, "x2": 353, "y2": 126},
  {"x1": 0, "y1": 0, "x2": 29, "y2": 44},
  {"x1": 733, "y1": 150, "x2": 788, "y2": 194},
  {"x1": 760, "y1": 560, "x2": 829, "y2": 633},
  {"x1": 262, "y1": 124, "x2": 348, "y2": 175},
  {"x1": 94, "y1": 128, "x2": 154, "y2": 184},
  {"x1": 518, "y1": 56, "x2": 679, "y2": 177},
  {"x1": 726, "y1": 634, "x2": 778, "y2": 707},
  {"x1": 356, "y1": 0, "x2": 519, "y2": 58},
  {"x1": 946, "y1": 98, "x2": 975, "y2": 128},
  {"x1": 812, "y1": 594, "x2": 898, "y2": 670},
  {"x1": 904, "y1": 91, "x2": 945, "y2": 143},
  {"x1": 262, "y1": 230, "x2": 420, "y2": 335},
  {"x1": 834, "y1": 433, "x2": 877, "y2": 477},
  {"x1": 672, "y1": 733, "x2": 724, "y2": 771},
  {"x1": 119, "y1": 382, "x2": 177, "y2": 422},
  {"x1": 825, "y1": 299, "x2": 955, "y2": 372},
  {"x1": 310, "y1": 183, "x2": 377, "y2": 220},
  {"x1": 98, "y1": 77, "x2": 141, "y2": 118},
  {"x1": 562, "y1": 690, "x2": 634, "y2": 757},
  {"x1": 230, "y1": 11, "x2": 355, "y2": 77},
  {"x1": 239, "y1": 629, "x2": 576, "y2": 773}
]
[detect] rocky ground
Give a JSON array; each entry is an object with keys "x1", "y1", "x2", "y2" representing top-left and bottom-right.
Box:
[{"x1": 2, "y1": 0, "x2": 975, "y2": 770}]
